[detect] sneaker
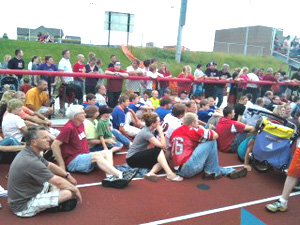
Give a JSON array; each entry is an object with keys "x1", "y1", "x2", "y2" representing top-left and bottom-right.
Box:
[
  {"x1": 47, "y1": 198, "x2": 77, "y2": 213},
  {"x1": 202, "y1": 173, "x2": 222, "y2": 180},
  {"x1": 122, "y1": 169, "x2": 139, "y2": 183},
  {"x1": 266, "y1": 201, "x2": 287, "y2": 213},
  {"x1": 102, "y1": 176, "x2": 128, "y2": 189},
  {"x1": 227, "y1": 168, "x2": 248, "y2": 179}
]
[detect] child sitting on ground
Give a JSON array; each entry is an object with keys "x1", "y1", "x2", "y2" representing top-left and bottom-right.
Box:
[
  {"x1": 197, "y1": 99, "x2": 223, "y2": 124},
  {"x1": 150, "y1": 90, "x2": 160, "y2": 109},
  {"x1": 19, "y1": 77, "x2": 32, "y2": 94}
]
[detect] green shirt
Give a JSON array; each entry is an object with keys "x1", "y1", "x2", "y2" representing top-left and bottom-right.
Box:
[{"x1": 97, "y1": 119, "x2": 113, "y2": 139}]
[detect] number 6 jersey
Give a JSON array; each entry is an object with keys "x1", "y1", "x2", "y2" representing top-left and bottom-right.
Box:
[{"x1": 170, "y1": 125, "x2": 214, "y2": 166}]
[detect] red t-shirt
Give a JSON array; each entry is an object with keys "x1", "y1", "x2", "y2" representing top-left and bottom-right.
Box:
[
  {"x1": 158, "y1": 69, "x2": 171, "y2": 88},
  {"x1": 19, "y1": 84, "x2": 32, "y2": 94},
  {"x1": 177, "y1": 73, "x2": 194, "y2": 94},
  {"x1": 56, "y1": 120, "x2": 90, "y2": 165},
  {"x1": 73, "y1": 62, "x2": 86, "y2": 81},
  {"x1": 170, "y1": 125, "x2": 214, "y2": 166},
  {"x1": 106, "y1": 67, "x2": 126, "y2": 92},
  {"x1": 216, "y1": 117, "x2": 246, "y2": 153}
]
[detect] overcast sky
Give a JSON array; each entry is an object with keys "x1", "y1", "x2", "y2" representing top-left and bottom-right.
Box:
[{"x1": 1, "y1": 0, "x2": 299, "y2": 51}]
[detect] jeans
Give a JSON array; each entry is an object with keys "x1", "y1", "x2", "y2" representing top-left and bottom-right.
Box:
[
  {"x1": 215, "y1": 87, "x2": 224, "y2": 108},
  {"x1": 0, "y1": 136, "x2": 21, "y2": 162},
  {"x1": 178, "y1": 140, "x2": 234, "y2": 178},
  {"x1": 111, "y1": 129, "x2": 130, "y2": 147},
  {"x1": 107, "y1": 91, "x2": 121, "y2": 108},
  {"x1": 159, "y1": 88, "x2": 167, "y2": 98},
  {"x1": 74, "y1": 80, "x2": 84, "y2": 104},
  {"x1": 67, "y1": 153, "x2": 95, "y2": 173}
]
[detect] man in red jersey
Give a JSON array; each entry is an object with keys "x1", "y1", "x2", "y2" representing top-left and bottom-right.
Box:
[
  {"x1": 171, "y1": 113, "x2": 247, "y2": 180},
  {"x1": 51, "y1": 105, "x2": 137, "y2": 189},
  {"x1": 73, "y1": 54, "x2": 86, "y2": 104}
]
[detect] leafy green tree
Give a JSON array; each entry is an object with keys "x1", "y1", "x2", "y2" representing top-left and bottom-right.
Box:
[{"x1": 2, "y1": 33, "x2": 8, "y2": 39}]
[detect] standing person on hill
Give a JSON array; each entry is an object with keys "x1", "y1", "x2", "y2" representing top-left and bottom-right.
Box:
[
  {"x1": 108, "y1": 55, "x2": 117, "y2": 68},
  {"x1": 158, "y1": 62, "x2": 172, "y2": 97},
  {"x1": 261, "y1": 68, "x2": 277, "y2": 97},
  {"x1": 85, "y1": 57, "x2": 99, "y2": 95},
  {"x1": 204, "y1": 62, "x2": 219, "y2": 98},
  {"x1": 28, "y1": 56, "x2": 40, "y2": 86},
  {"x1": 105, "y1": 61, "x2": 129, "y2": 108},
  {"x1": 8, "y1": 49, "x2": 25, "y2": 83},
  {"x1": 228, "y1": 68, "x2": 241, "y2": 106},
  {"x1": 141, "y1": 59, "x2": 151, "y2": 93},
  {"x1": 246, "y1": 68, "x2": 260, "y2": 103},
  {"x1": 177, "y1": 65, "x2": 195, "y2": 96},
  {"x1": 216, "y1": 64, "x2": 231, "y2": 108},
  {"x1": 126, "y1": 59, "x2": 144, "y2": 95},
  {"x1": 126, "y1": 112, "x2": 183, "y2": 182},
  {"x1": 58, "y1": 50, "x2": 73, "y2": 113},
  {"x1": 193, "y1": 64, "x2": 205, "y2": 98},
  {"x1": 237, "y1": 67, "x2": 249, "y2": 99},
  {"x1": 38, "y1": 56, "x2": 59, "y2": 98},
  {"x1": 73, "y1": 54, "x2": 86, "y2": 104}
]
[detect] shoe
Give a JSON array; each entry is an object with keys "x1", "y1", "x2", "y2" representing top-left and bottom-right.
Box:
[
  {"x1": 47, "y1": 198, "x2": 77, "y2": 213},
  {"x1": 122, "y1": 168, "x2": 139, "y2": 183},
  {"x1": 143, "y1": 174, "x2": 158, "y2": 182},
  {"x1": 227, "y1": 168, "x2": 248, "y2": 179},
  {"x1": 165, "y1": 175, "x2": 184, "y2": 182},
  {"x1": 102, "y1": 176, "x2": 128, "y2": 189},
  {"x1": 265, "y1": 201, "x2": 287, "y2": 213},
  {"x1": 202, "y1": 173, "x2": 222, "y2": 180}
]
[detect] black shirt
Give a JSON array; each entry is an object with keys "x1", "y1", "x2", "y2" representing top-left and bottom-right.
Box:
[
  {"x1": 7, "y1": 57, "x2": 25, "y2": 79},
  {"x1": 229, "y1": 72, "x2": 238, "y2": 95},
  {"x1": 216, "y1": 71, "x2": 231, "y2": 88},
  {"x1": 85, "y1": 64, "x2": 99, "y2": 87},
  {"x1": 291, "y1": 73, "x2": 300, "y2": 91},
  {"x1": 233, "y1": 103, "x2": 246, "y2": 121},
  {"x1": 204, "y1": 68, "x2": 218, "y2": 90}
]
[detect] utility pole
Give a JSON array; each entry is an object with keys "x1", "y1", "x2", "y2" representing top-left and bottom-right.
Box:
[{"x1": 175, "y1": 0, "x2": 187, "y2": 63}]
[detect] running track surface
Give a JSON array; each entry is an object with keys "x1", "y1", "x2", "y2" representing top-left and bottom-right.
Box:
[{"x1": 0, "y1": 151, "x2": 299, "y2": 225}]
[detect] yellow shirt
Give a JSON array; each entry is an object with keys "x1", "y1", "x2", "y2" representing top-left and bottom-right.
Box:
[
  {"x1": 25, "y1": 87, "x2": 48, "y2": 111},
  {"x1": 150, "y1": 97, "x2": 160, "y2": 109}
]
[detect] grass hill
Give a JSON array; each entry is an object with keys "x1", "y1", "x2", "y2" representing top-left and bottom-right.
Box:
[{"x1": 0, "y1": 39, "x2": 288, "y2": 76}]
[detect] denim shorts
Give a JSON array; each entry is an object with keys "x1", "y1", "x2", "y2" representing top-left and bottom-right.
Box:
[{"x1": 67, "y1": 153, "x2": 96, "y2": 173}]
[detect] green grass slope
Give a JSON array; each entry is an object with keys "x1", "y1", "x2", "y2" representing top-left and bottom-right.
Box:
[{"x1": 0, "y1": 39, "x2": 288, "y2": 77}]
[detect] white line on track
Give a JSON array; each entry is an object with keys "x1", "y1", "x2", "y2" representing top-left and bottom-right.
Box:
[
  {"x1": 140, "y1": 192, "x2": 300, "y2": 225},
  {"x1": 76, "y1": 164, "x2": 244, "y2": 188}
]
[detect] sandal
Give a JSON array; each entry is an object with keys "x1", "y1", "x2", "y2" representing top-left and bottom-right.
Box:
[
  {"x1": 165, "y1": 175, "x2": 183, "y2": 182},
  {"x1": 143, "y1": 174, "x2": 158, "y2": 182}
]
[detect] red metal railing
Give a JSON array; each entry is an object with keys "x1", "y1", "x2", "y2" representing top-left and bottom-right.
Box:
[{"x1": 0, "y1": 69, "x2": 299, "y2": 86}]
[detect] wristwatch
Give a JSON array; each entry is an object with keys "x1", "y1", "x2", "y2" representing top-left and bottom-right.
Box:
[{"x1": 64, "y1": 172, "x2": 70, "y2": 178}]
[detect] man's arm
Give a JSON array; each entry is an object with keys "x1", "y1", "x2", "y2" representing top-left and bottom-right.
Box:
[
  {"x1": 51, "y1": 140, "x2": 66, "y2": 171},
  {"x1": 26, "y1": 104, "x2": 36, "y2": 111},
  {"x1": 0, "y1": 145, "x2": 25, "y2": 152},
  {"x1": 48, "y1": 162, "x2": 77, "y2": 185},
  {"x1": 244, "y1": 125, "x2": 255, "y2": 132}
]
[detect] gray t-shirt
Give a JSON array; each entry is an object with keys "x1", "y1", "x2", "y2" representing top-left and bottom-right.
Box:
[
  {"x1": 126, "y1": 127, "x2": 154, "y2": 158},
  {"x1": 8, "y1": 147, "x2": 54, "y2": 212}
]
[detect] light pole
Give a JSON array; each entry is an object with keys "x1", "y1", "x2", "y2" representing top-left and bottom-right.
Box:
[{"x1": 175, "y1": 0, "x2": 187, "y2": 63}]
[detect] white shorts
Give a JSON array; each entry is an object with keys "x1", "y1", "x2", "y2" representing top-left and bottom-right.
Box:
[{"x1": 15, "y1": 182, "x2": 59, "y2": 217}]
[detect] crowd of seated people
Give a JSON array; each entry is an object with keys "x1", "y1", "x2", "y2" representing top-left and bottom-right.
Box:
[{"x1": 2, "y1": 48, "x2": 300, "y2": 216}]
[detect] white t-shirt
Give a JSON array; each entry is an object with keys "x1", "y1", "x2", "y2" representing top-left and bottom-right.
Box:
[
  {"x1": 58, "y1": 58, "x2": 73, "y2": 83},
  {"x1": 2, "y1": 113, "x2": 26, "y2": 142},
  {"x1": 126, "y1": 66, "x2": 143, "y2": 92},
  {"x1": 95, "y1": 93, "x2": 107, "y2": 106},
  {"x1": 140, "y1": 98, "x2": 153, "y2": 107},
  {"x1": 194, "y1": 69, "x2": 205, "y2": 77},
  {"x1": 161, "y1": 113, "x2": 183, "y2": 149},
  {"x1": 247, "y1": 73, "x2": 259, "y2": 88}
]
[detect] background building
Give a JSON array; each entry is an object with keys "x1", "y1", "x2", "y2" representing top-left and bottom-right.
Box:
[{"x1": 213, "y1": 26, "x2": 283, "y2": 56}]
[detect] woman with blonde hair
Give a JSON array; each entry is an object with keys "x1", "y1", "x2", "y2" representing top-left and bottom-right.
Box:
[
  {"x1": 237, "y1": 67, "x2": 249, "y2": 99},
  {"x1": 2, "y1": 54, "x2": 12, "y2": 69},
  {"x1": 273, "y1": 105, "x2": 286, "y2": 118},
  {"x1": 177, "y1": 65, "x2": 195, "y2": 96},
  {"x1": 126, "y1": 112, "x2": 183, "y2": 182}
]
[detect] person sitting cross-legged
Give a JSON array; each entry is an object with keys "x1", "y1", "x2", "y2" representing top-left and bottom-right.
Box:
[
  {"x1": 170, "y1": 113, "x2": 248, "y2": 180},
  {"x1": 126, "y1": 112, "x2": 183, "y2": 182},
  {"x1": 51, "y1": 105, "x2": 137, "y2": 189},
  {"x1": 7, "y1": 126, "x2": 82, "y2": 217},
  {"x1": 24, "y1": 79, "x2": 54, "y2": 117},
  {"x1": 216, "y1": 106, "x2": 254, "y2": 153}
]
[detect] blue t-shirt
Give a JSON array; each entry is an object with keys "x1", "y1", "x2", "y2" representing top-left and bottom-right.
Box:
[
  {"x1": 154, "y1": 107, "x2": 172, "y2": 121},
  {"x1": 38, "y1": 63, "x2": 58, "y2": 82},
  {"x1": 197, "y1": 110, "x2": 213, "y2": 123},
  {"x1": 111, "y1": 106, "x2": 129, "y2": 130},
  {"x1": 82, "y1": 102, "x2": 100, "y2": 109},
  {"x1": 129, "y1": 102, "x2": 145, "y2": 113}
]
